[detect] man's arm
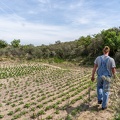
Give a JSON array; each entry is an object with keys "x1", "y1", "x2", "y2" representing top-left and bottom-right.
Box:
[
  {"x1": 111, "y1": 58, "x2": 116, "y2": 79},
  {"x1": 91, "y1": 64, "x2": 98, "y2": 82},
  {"x1": 112, "y1": 67, "x2": 116, "y2": 79}
]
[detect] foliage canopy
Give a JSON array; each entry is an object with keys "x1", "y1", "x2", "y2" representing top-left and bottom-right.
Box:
[{"x1": 0, "y1": 27, "x2": 120, "y2": 66}]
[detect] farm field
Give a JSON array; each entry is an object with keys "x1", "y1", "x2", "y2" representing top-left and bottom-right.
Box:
[{"x1": 0, "y1": 61, "x2": 119, "y2": 120}]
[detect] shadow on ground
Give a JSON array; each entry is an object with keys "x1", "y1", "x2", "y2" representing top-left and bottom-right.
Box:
[{"x1": 60, "y1": 100, "x2": 106, "y2": 120}]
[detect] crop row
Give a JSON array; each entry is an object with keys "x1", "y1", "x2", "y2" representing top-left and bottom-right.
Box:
[{"x1": 0, "y1": 63, "x2": 95, "y2": 120}]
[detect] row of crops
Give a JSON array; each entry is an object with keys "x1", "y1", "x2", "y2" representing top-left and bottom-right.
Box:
[
  {"x1": 0, "y1": 62, "x2": 96, "y2": 120},
  {"x1": 0, "y1": 63, "x2": 48, "y2": 79}
]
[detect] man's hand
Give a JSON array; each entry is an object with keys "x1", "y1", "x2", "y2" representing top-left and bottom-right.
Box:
[{"x1": 91, "y1": 76, "x2": 95, "y2": 82}]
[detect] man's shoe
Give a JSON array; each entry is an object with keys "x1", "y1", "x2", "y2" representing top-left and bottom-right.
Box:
[
  {"x1": 98, "y1": 100, "x2": 102, "y2": 104},
  {"x1": 102, "y1": 107, "x2": 107, "y2": 110}
]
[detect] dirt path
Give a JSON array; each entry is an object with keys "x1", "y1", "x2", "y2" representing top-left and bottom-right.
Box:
[{"x1": 77, "y1": 98, "x2": 115, "y2": 120}]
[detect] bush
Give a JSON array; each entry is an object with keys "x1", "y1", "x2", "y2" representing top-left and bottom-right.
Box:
[
  {"x1": 115, "y1": 51, "x2": 120, "y2": 66},
  {"x1": 0, "y1": 115, "x2": 4, "y2": 119},
  {"x1": 7, "y1": 111, "x2": 14, "y2": 116}
]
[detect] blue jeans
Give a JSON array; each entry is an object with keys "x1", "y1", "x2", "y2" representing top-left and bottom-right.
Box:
[{"x1": 97, "y1": 76, "x2": 110, "y2": 108}]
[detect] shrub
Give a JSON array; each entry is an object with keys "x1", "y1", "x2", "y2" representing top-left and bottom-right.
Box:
[
  {"x1": 24, "y1": 103, "x2": 31, "y2": 108},
  {"x1": 0, "y1": 115, "x2": 4, "y2": 119},
  {"x1": 7, "y1": 111, "x2": 14, "y2": 116}
]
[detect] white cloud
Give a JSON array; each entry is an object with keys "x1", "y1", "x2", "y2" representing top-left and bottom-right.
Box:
[
  {"x1": 28, "y1": 10, "x2": 37, "y2": 15},
  {"x1": 69, "y1": 0, "x2": 84, "y2": 10},
  {"x1": 0, "y1": 0, "x2": 120, "y2": 45},
  {"x1": 0, "y1": 15, "x2": 81, "y2": 45},
  {"x1": 38, "y1": 0, "x2": 50, "y2": 4},
  {"x1": 0, "y1": 16, "x2": 105, "y2": 46},
  {"x1": 0, "y1": 10, "x2": 118, "y2": 46}
]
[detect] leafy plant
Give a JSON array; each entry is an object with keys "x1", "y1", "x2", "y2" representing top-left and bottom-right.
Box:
[
  {"x1": 7, "y1": 111, "x2": 14, "y2": 116},
  {"x1": 0, "y1": 115, "x2": 4, "y2": 119},
  {"x1": 24, "y1": 103, "x2": 31, "y2": 108},
  {"x1": 46, "y1": 115, "x2": 53, "y2": 119}
]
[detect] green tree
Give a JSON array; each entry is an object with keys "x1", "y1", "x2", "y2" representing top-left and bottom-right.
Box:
[
  {"x1": 77, "y1": 35, "x2": 92, "y2": 47},
  {"x1": 0, "y1": 40, "x2": 8, "y2": 48},
  {"x1": 11, "y1": 39, "x2": 20, "y2": 48},
  {"x1": 77, "y1": 35, "x2": 92, "y2": 56},
  {"x1": 55, "y1": 40, "x2": 61, "y2": 44},
  {"x1": 101, "y1": 28, "x2": 120, "y2": 55}
]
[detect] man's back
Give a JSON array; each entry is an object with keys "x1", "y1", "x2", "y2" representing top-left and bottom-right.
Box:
[{"x1": 94, "y1": 55, "x2": 116, "y2": 77}]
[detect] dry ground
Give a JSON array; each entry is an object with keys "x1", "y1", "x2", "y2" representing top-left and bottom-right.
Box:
[
  {"x1": 77, "y1": 98, "x2": 115, "y2": 120},
  {"x1": 0, "y1": 61, "x2": 119, "y2": 120}
]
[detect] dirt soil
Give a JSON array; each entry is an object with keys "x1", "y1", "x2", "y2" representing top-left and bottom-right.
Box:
[{"x1": 77, "y1": 98, "x2": 115, "y2": 120}]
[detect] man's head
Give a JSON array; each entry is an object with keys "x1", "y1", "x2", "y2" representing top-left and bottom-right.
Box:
[{"x1": 103, "y1": 46, "x2": 110, "y2": 54}]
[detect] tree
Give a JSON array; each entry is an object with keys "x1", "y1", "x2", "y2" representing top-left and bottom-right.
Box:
[
  {"x1": 77, "y1": 35, "x2": 92, "y2": 56},
  {"x1": 55, "y1": 40, "x2": 61, "y2": 44},
  {"x1": 101, "y1": 28, "x2": 120, "y2": 55},
  {"x1": 77, "y1": 35, "x2": 92, "y2": 47},
  {"x1": 11, "y1": 39, "x2": 20, "y2": 48},
  {"x1": 0, "y1": 40, "x2": 8, "y2": 48}
]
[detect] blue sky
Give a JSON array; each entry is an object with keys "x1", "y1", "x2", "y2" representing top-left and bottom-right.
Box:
[{"x1": 0, "y1": 0, "x2": 120, "y2": 45}]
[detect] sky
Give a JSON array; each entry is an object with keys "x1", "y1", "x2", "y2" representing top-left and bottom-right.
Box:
[{"x1": 0, "y1": 0, "x2": 120, "y2": 46}]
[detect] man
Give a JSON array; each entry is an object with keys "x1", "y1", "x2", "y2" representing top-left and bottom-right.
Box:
[{"x1": 91, "y1": 46, "x2": 116, "y2": 110}]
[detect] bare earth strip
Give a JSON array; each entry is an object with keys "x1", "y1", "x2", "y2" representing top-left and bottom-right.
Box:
[{"x1": 77, "y1": 97, "x2": 115, "y2": 120}]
